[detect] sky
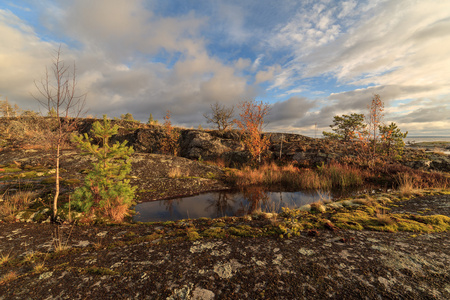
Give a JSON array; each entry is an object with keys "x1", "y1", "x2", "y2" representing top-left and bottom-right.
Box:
[{"x1": 1, "y1": 0, "x2": 449, "y2": 136}]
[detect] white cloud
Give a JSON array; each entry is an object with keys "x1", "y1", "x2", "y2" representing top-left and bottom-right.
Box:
[
  {"x1": 1, "y1": 1, "x2": 450, "y2": 136},
  {"x1": 0, "y1": 2, "x2": 257, "y2": 126},
  {"x1": 255, "y1": 65, "x2": 281, "y2": 84}
]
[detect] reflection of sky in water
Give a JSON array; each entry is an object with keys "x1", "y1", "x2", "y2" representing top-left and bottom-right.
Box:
[{"x1": 133, "y1": 190, "x2": 330, "y2": 222}]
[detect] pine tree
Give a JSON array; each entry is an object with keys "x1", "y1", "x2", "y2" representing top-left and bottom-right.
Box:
[
  {"x1": 147, "y1": 113, "x2": 158, "y2": 125},
  {"x1": 120, "y1": 113, "x2": 135, "y2": 122},
  {"x1": 379, "y1": 122, "x2": 408, "y2": 160},
  {"x1": 322, "y1": 113, "x2": 366, "y2": 141},
  {"x1": 71, "y1": 115, "x2": 136, "y2": 222}
]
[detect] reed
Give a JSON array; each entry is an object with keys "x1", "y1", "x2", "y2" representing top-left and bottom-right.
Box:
[
  {"x1": 226, "y1": 162, "x2": 364, "y2": 190},
  {"x1": 396, "y1": 173, "x2": 416, "y2": 197}
]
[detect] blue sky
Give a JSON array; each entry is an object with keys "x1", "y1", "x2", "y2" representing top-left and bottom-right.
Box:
[{"x1": 1, "y1": 0, "x2": 449, "y2": 136}]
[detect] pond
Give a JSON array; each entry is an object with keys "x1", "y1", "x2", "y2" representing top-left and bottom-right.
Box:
[{"x1": 133, "y1": 188, "x2": 334, "y2": 222}]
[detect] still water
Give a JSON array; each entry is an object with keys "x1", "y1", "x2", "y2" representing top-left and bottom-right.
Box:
[{"x1": 133, "y1": 188, "x2": 331, "y2": 222}]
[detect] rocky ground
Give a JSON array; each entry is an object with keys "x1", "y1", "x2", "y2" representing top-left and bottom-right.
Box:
[
  {"x1": 1, "y1": 126, "x2": 450, "y2": 299},
  {"x1": 0, "y1": 203, "x2": 449, "y2": 299},
  {"x1": 0, "y1": 149, "x2": 228, "y2": 207}
]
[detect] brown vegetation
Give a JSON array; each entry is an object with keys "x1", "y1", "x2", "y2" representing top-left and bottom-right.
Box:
[
  {"x1": 235, "y1": 100, "x2": 271, "y2": 164},
  {"x1": 160, "y1": 110, "x2": 180, "y2": 156}
]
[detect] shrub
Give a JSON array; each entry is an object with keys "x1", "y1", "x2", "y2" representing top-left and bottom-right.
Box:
[
  {"x1": 71, "y1": 115, "x2": 136, "y2": 222},
  {"x1": 235, "y1": 100, "x2": 270, "y2": 164},
  {"x1": 160, "y1": 110, "x2": 180, "y2": 156}
]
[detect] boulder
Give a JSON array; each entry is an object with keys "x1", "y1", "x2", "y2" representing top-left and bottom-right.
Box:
[{"x1": 180, "y1": 130, "x2": 236, "y2": 160}]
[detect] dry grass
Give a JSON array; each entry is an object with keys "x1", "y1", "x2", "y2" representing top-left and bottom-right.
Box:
[
  {"x1": 104, "y1": 203, "x2": 129, "y2": 222},
  {"x1": 0, "y1": 251, "x2": 12, "y2": 265},
  {"x1": 52, "y1": 226, "x2": 73, "y2": 252},
  {"x1": 376, "y1": 209, "x2": 395, "y2": 226},
  {"x1": 396, "y1": 173, "x2": 417, "y2": 197},
  {"x1": 0, "y1": 191, "x2": 37, "y2": 218},
  {"x1": 33, "y1": 262, "x2": 45, "y2": 273},
  {"x1": 0, "y1": 271, "x2": 17, "y2": 284},
  {"x1": 167, "y1": 167, "x2": 184, "y2": 178},
  {"x1": 22, "y1": 251, "x2": 37, "y2": 263},
  {"x1": 226, "y1": 162, "x2": 364, "y2": 190},
  {"x1": 310, "y1": 201, "x2": 326, "y2": 213},
  {"x1": 206, "y1": 158, "x2": 226, "y2": 168},
  {"x1": 99, "y1": 196, "x2": 131, "y2": 223}
]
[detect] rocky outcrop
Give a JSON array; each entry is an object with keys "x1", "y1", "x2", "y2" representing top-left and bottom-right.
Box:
[
  {"x1": 180, "y1": 130, "x2": 242, "y2": 160},
  {"x1": 3, "y1": 117, "x2": 449, "y2": 172}
]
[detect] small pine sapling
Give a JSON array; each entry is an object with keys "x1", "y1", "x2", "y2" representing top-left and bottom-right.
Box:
[{"x1": 71, "y1": 115, "x2": 136, "y2": 222}]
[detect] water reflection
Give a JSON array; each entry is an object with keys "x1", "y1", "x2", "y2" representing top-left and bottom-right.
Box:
[{"x1": 133, "y1": 187, "x2": 330, "y2": 222}]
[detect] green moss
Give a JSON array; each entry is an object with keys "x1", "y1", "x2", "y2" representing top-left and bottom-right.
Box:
[
  {"x1": 86, "y1": 267, "x2": 119, "y2": 276},
  {"x1": 204, "y1": 172, "x2": 217, "y2": 180},
  {"x1": 41, "y1": 176, "x2": 58, "y2": 184},
  {"x1": 267, "y1": 222, "x2": 303, "y2": 238},
  {"x1": 228, "y1": 225, "x2": 262, "y2": 237},
  {"x1": 138, "y1": 189, "x2": 157, "y2": 194},
  {"x1": 212, "y1": 221, "x2": 226, "y2": 228},
  {"x1": 331, "y1": 208, "x2": 450, "y2": 233},
  {"x1": 409, "y1": 214, "x2": 450, "y2": 231},
  {"x1": 0, "y1": 175, "x2": 13, "y2": 181},
  {"x1": 62, "y1": 178, "x2": 81, "y2": 186},
  {"x1": 186, "y1": 230, "x2": 201, "y2": 241},
  {"x1": 202, "y1": 227, "x2": 227, "y2": 238},
  {"x1": 0, "y1": 167, "x2": 22, "y2": 173}
]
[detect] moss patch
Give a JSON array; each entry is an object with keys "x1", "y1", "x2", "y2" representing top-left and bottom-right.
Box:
[{"x1": 331, "y1": 210, "x2": 450, "y2": 233}]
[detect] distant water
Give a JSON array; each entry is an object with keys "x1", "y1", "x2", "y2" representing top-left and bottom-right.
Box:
[{"x1": 404, "y1": 136, "x2": 450, "y2": 144}]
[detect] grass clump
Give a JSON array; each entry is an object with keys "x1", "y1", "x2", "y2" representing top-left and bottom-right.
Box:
[
  {"x1": 396, "y1": 173, "x2": 416, "y2": 198},
  {"x1": 33, "y1": 262, "x2": 46, "y2": 273},
  {"x1": 167, "y1": 167, "x2": 184, "y2": 179},
  {"x1": 0, "y1": 271, "x2": 17, "y2": 284},
  {"x1": 0, "y1": 251, "x2": 12, "y2": 265},
  {"x1": 0, "y1": 191, "x2": 37, "y2": 218}
]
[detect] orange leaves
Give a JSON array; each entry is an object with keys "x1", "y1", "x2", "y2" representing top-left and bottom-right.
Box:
[
  {"x1": 160, "y1": 110, "x2": 180, "y2": 156},
  {"x1": 236, "y1": 100, "x2": 271, "y2": 164}
]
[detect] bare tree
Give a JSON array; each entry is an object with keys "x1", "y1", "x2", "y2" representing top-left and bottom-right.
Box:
[
  {"x1": 33, "y1": 46, "x2": 86, "y2": 221},
  {"x1": 203, "y1": 102, "x2": 234, "y2": 131},
  {"x1": 366, "y1": 94, "x2": 384, "y2": 158}
]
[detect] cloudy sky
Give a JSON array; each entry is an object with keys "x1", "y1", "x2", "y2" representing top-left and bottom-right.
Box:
[{"x1": 1, "y1": 0, "x2": 449, "y2": 136}]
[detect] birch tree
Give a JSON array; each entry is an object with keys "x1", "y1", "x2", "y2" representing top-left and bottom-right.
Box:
[{"x1": 33, "y1": 46, "x2": 86, "y2": 221}]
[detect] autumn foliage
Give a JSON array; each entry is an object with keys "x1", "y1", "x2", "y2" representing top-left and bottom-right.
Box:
[
  {"x1": 160, "y1": 110, "x2": 180, "y2": 156},
  {"x1": 235, "y1": 100, "x2": 271, "y2": 164}
]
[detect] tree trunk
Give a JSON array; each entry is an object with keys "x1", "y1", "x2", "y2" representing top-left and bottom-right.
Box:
[{"x1": 53, "y1": 143, "x2": 60, "y2": 221}]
